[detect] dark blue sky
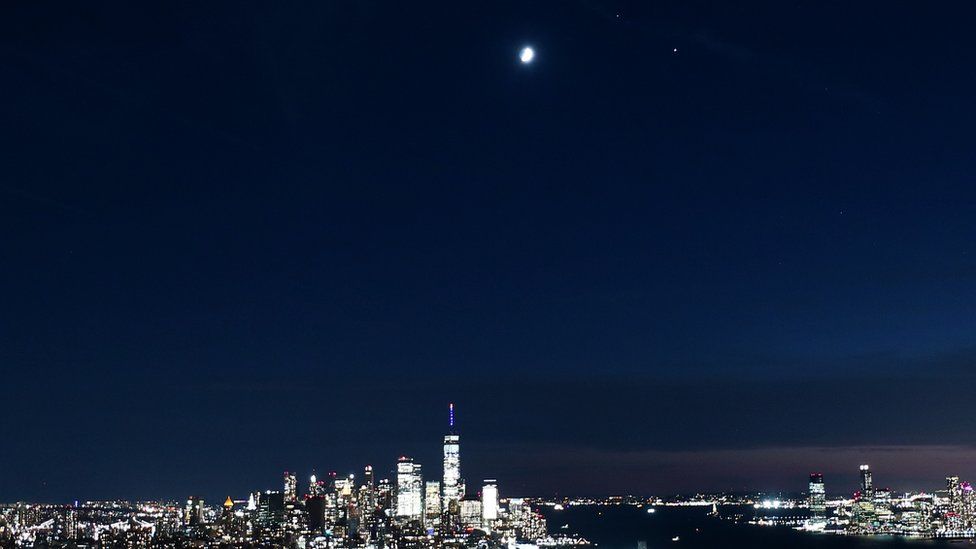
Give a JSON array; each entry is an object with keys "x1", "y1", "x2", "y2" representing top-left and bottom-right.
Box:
[{"x1": 3, "y1": 1, "x2": 976, "y2": 502}]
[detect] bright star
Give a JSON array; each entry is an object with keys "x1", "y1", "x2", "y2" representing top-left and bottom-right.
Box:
[{"x1": 519, "y1": 47, "x2": 535, "y2": 64}]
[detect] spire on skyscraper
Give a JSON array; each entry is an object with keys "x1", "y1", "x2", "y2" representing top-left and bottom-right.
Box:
[{"x1": 443, "y1": 403, "x2": 462, "y2": 516}]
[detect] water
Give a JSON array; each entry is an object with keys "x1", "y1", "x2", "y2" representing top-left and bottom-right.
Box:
[{"x1": 539, "y1": 505, "x2": 959, "y2": 548}]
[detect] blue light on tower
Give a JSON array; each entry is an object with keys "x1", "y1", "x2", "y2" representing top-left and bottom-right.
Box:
[{"x1": 443, "y1": 403, "x2": 461, "y2": 512}]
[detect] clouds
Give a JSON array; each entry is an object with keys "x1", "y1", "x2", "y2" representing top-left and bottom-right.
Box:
[{"x1": 473, "y1": 443, "x2": 976, "y2": 495}]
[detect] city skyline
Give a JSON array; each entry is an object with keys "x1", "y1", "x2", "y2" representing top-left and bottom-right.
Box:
[
  {"x1": 5, "y1": 401, "x2": 976, "y2": 504},
  {"x1": 0, "y1": 404, "x2": 557, "y2": 546},
  {"x1": 12, "y1": 458, "x2": 976, "y2": 545}
]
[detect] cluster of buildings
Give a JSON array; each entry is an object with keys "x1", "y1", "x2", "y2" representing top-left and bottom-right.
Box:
[
  {"x1": 797, "y1": 464, "x2": 976, "y2": 538},
  {"x1": 0, "y1": 404, "x2": 558, "y2": 548}
]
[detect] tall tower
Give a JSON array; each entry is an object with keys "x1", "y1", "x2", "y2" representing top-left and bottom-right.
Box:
[
  {"x1": 184, "y1": 496, "x2": 204, "y2": 526},
  {"x1": 482, "y1": 479, "x2": 498, "y2": 522},
  {"x1": 947, "y1": 476, "x2": 961, "y2": 512},
  {"x1": 443, "y1": 403, "x2": 461, "y2": 514},
  {"x1": 364, "y1": 464, "x2": 375, "y2": 489},
  {"x1": 396, "y1": 456, "x2": 423, "y2": 520},
  {"x1": 425, "y1": 481, "x2": 442, "y2": 528},
  {"x1": 362, "y1": 465, "x2": 376, "y2": 511},
  {"x1": 859, "y1": 464, "x2": 873, "y2": 497},
  {"x1": 808, "y1": 473, "x2": 825, "y2": 519},
  {"x1": 309, "y1": 472, "x2": 324, "y2": 497},
  {"x1": 284, "y1": 471, "x2": 297, "y2": 502}
]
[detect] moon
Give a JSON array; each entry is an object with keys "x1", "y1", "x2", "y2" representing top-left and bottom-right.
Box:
[{"x1": 519, "y1": 47, "x2": 535, "y2": 64}]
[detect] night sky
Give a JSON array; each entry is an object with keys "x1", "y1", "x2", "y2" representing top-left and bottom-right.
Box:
[{"x1": 4, "y1": 1, "x2": 976, "y2": 503}]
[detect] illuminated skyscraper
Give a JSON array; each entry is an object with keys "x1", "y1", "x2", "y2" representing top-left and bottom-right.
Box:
[
  {"x1": 309, "y1": 473, "x2": 325, "y2": 497},
  {"x1": 184, "y1": 496, "x2": 204, "y2": 527},
  {"x1": 57, "y1": 507, "x2": 77, "y2": 540},
  {"x1": 961, "y1": 482, "x2": 974, "y2": 524},
  {"x1": 808, "y1": 473, "x2": 825, "y2": 518},
  {"x1": 947, "y1": 476, "x2": 961, "y2": 510},
  {"x1": 482, "y1": 479, "x2": 498, "y2": 522},
  {"x1": 859, "y1": 464, "x2": 874, "y2": 497},
  {"x1": 508, "y1": 498, "x2": 546, "y2": 540},
  {"x1": 377, "y1": 478, "x2": 394, "y2": 514},
  {"x1": 425, "y1": 481, "x2": 441, "y2": 527},
  {"x1": 258, "y1": 491, "x2": 285, "y2": 528},
  {"x1": 364, "y1": 465, "x2": 375, "y2": 489},
  {"x1": 396, "y1": 456, "x2": 424, "y2": 520},
  {"x1": 443, "y1": 403, "x2": 461, "y2": 513},
  {"x1": 362, "y1": 465, "x2": 376, "y2": 512},
  {"x1": 460, "y1": 497, "x2": 483, "y2": 529},
  {"x1": 284, "y1": 471, "x2": 297, "y2": 502},
  {"x1": 336, "y1": 474, "x2": 355, "y2": 500}
]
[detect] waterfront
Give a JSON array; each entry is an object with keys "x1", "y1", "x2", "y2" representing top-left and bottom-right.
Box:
[{"x1": 539, "y1": 505, "x2": 954, "y2": 548}]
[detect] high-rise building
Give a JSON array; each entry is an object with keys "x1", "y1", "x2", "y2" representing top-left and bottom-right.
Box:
[
  {"x1": 184, "y1": 496, "x2": 204, "y2": 527},
  {"x1": 947, "y1": 476, "x2": 961, "y2": 510},
  {"x1": 425, "y1": 481, "x2": 442, "y2": 527},
  {"x1": 377, "y1": 478, "x2": 394, "y2": 516},
  {"x1": 306, "y1": 496, "x2": 327, "y2": 533},
  {"x1": 482, "y1": 480, "x2": 498, "y2": 522},
  {"x1": 859, "y1": 464, "x2": 874, "y2": 497},
  {"x1": 57, "y1": 507, "x2": 77, "y2": 540},
  {"x1": 808, "y1": 473, "x2": 825, "y2": 518},
  {"x1": 396, "y1": 456, "x2": 424, "y2": 521},
  {"x1": 508, "y1": 498, "x2": 546, "y2": 541},
  {"x1": 309, "y1": 473, "x2": 325, "y2": 497},
  {"x1": 361, "y1": 465, "x2": 377, "y2": 514},
  {"x1": 961, "y1": 482, "x2": 975, "y2": 524},
  {"x1": 336, "y1": 474, "x2": 355, "y2": 500},
  {"x1": 284, "y1": 471, "x2": 297, "y2": 502},
  {"x1": 443, "y1": 403, "x2": 461, "y2": 514},
  {"x1": 364, "y1": 465, "x2": 375, "y2": 490},
  {"x1": 460, "y1": 497, "x2": 483, "y2": 529},
  {"x1": 258, "y1": 491, "x2": 285, "y2": 529}
]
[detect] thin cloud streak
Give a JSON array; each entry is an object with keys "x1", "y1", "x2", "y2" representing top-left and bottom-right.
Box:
[{"x1": 476, "y1": 444, "x2": 976, "y2": 496}]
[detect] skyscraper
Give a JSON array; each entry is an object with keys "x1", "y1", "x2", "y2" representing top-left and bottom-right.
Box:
[
  {"x1": 859, "y1": 464, "x2": 873, "y2": 497},
  {"x1": 284, "y1": 471, "x2": 297, "y2": 502},
  {"x1": 57, "y1": 507, "x2": 77, "y2": 540},
  {"x1": 184, "y1": 496, "x2": 204, "y2": 527},
  {"x1": 482, "y1": 480, "x2": 498, "y2": 522},
  {"x1": 460, "y1": 497, "x2": 483, "y2": 529},
  {"x1": 425, "y1": 481, "x2": 441, "y2": 528},
  {"x1": 306, "y1": 496, "x2": 327, "y2": 533},
  {"x1": 258, "y1": 491, "x2": 285, "y2": 529},
  {"x1": 947, "y1": 476, "x2": 961, "y2": 511},
  {"x1": 808, "y1": 473, "x2": 825, "y2": 519},
  {"x1": 443, "y1": 403, "x2": 461, "y2": 514},
  {"x1": 335, "y1": 474, "x2": 355, "y2": 500},
  {"x1": 362, "y1": 465, "x2": 376, "y2": 513},
  {"x1": 364, "y1": 465, "x2": 375, "y2": 489},
  {"x1": 309, "y1": 473, "x2": 325, "y2": 497},
  {"x1": 396, "y1": 456, "x2": 423, "y2": 521}
]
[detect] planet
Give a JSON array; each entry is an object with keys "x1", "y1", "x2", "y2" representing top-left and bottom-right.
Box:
[{"x1": 519, "y1": 47, "x2": 535, "y2": 64}]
